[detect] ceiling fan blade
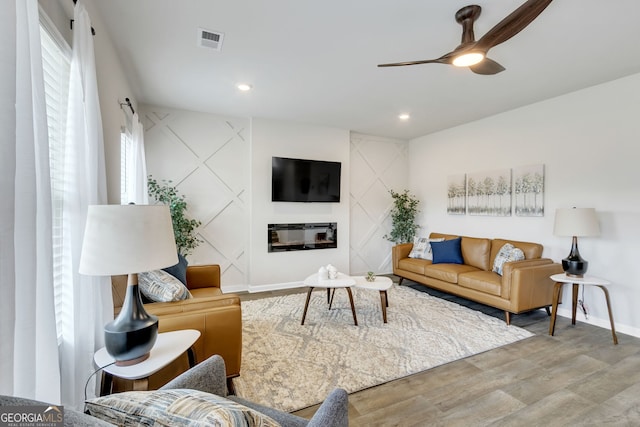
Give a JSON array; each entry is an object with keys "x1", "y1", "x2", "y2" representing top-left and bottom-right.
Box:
[
  {"x1": 469, "y1": 58, "x2": 505, "y2": 75},
  {"x1": 378, "y1": 51, "x2": 456, "y2": 68},
  {"x1": 475, "y1": 0, "x2": 554, "y2": 51},
  {"x1": 378, "y1": 58, "x2": 445, "y2": 68}
]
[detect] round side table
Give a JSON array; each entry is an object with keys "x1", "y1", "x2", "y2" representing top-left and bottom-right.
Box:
[
  {"x1": 354, "y1": 276, "x2": 393, "y2": 323},
  {"x1": 94, "y1": 329, "x2": 201, "y2": 395},
  {"x1": 548, "y1": 273, "x2": 618, "y2": 345}
]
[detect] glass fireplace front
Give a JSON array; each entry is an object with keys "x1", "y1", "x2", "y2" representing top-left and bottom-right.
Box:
[{"x1": 268, "y1": 222, "x2": 337, "y2": 252}]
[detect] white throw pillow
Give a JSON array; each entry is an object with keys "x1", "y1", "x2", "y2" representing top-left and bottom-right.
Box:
[
  {"x1": 408, "y1": 237, "x2": 445, "y2": 260},
  {"x1": 492, "y1": 243, "x2": 525, "y2": 276},
  {"x1": 138, "y1": 270, "x2": 192, "y2": 302}
]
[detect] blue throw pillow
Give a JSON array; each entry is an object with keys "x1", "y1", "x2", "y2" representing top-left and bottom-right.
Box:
[{"x1": 431, "y1": 237, "x2": 464, "y2": 264}]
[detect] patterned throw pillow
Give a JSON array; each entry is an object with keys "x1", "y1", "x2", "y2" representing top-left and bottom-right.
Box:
[
  {"x1": 85, "y1": 389, "x2": 281, "y2": 427},
  {"x1": 408, "y1": 237, "x2": 445, "y2": 260},
  {"x1": 492, "y1": 243, "x2": 525, "y2": 276},
  {"x1": 138, "y1": 269, "x2": 192, "y2": 302}
]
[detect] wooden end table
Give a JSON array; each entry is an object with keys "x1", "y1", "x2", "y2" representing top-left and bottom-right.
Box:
[
  {"x1": 301, "y1": 272, "x2": 358, "y2": 325},
  {"x1": 94, "y1": 329, "x2": 201, "y2": 395},
  {"x1": 353, "y1": 276, "x2": 393, "y2": 323},
  {"x1": 548, "y1": 273, "x2": 618, "y2": 345}
]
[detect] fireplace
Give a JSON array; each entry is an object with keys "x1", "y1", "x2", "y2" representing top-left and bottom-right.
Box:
[{"x1": 268, "y1": 222, "x2": 337, "y2": 252}]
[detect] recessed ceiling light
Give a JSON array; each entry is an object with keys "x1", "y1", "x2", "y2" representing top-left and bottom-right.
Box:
[
  {"x1": 398, "y1": 114, "x2": 410, "y2": 121},
  {"x1": 237, "y1": 83, "x2": 252, "y2": 91}
]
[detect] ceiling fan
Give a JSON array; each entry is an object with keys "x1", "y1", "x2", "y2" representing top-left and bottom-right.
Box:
[{"x1": 378, "y1": 0, "x2": 554, "y2": 75}]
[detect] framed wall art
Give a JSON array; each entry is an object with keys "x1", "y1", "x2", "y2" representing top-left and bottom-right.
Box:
[
  {"x1": 467, "y1": 169, "x2": 512, "y2": 216},
  {"x1": 514, "y1": 164, "x2": 544, "y2": 217},
  {"x1": 447, "y1": 174, "x2": 466, "y2": 215}
]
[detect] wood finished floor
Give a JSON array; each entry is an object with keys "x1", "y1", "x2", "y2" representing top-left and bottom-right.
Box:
[{"x1": 240, "y1": 282, "x2": 640, "y2": 426}]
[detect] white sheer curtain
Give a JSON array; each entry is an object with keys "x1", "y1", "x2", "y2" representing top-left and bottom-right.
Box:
[
  {"x1": 58, "y1": 0, "x2": 113, "y2": 409},
  {"x1": 125, "y1": 113, "x2": 149, "y2": 204},
  {"x1": 0, "y1": 0, "x2": 61, "y2": 403}
]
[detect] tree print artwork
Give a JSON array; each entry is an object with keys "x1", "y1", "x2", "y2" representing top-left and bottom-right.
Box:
[
  {"x1": 447, "y1": 174, "x2": 466, "y2": 215},
  {"x1": 514, "y1": 164, "x2": 545, "y2": 216},
  {"x1": 467, "y1": 169, "x2": 512, "y2": 216}
]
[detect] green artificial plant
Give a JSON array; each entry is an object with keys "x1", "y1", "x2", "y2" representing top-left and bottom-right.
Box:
[
  {"x1": 384, "y1": 189, "x2": 420, "y2": 244},
  {"x1": 147, "y1": 176, "x2": 202, "y2": 256}
]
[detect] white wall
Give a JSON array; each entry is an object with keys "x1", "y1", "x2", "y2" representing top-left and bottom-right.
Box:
[
  {"x1": 409, "y1": 73, "x2": 640, "y2": 337},
  {"x1": 249, "y1": 118, "x2": 350, "y2": 289},
  {"x1": 142, "y1": 105, "x2": 249, "y2": 289},
  {"x1": 350, "y1": 133, "x2": 409, "y2": 275}
]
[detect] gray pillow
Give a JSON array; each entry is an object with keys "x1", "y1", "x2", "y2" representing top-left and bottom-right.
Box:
[
  {"x1": 85, "y1": 389, "x2": 280, "y2": 427},
  {"x1": 138, "y1": 269, "x2": 192, "y2": 302}
]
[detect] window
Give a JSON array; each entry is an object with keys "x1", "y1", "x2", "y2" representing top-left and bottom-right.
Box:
[{"x1": 40, "y1": 12, "x2": 71, "y2": 341}]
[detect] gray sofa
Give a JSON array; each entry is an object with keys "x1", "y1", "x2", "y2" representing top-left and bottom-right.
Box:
[{"x1": 0, "y1": 355, "x2": 348, "y2": 427}]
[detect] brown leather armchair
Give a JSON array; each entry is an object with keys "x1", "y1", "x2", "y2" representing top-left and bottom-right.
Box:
[{"x1": 111, "y1": 265, "x2": 242, "y2": 391}]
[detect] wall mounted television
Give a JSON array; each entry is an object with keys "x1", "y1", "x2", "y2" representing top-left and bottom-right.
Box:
[{"x1": 272, "y1": 156, "x2": 341, "y2": 202}]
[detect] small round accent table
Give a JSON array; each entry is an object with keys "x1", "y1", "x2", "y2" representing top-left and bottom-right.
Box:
[
  {"x1": 354, "y1": 276, "x2": 393, "y2": 323},
  {"x1": 301, "y1": 272, "x2": 358, "y2": 325},
  {"x1": 548, "y1": 273, "x2": 618, "y2": 345},
  {"x1": 94, "y1": 329, "x2": 201, "y2": 395}
]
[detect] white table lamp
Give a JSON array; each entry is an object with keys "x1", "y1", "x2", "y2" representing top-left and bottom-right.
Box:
[
  {"x1": 553, "y1": 207, "x2": 600, "y2": 277},
  {"x1": 80, "y1": 205, "x2": 178, "y2": 365}
]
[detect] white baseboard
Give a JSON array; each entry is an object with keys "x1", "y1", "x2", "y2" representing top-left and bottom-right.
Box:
[
  {"x1": 221, "y1": 281, "x2": 306, "y2": 294},
  {"x1": 554, "y1": 306, "x2": 640, "y2": 339},
  {"x1": 247, "y1": 281, "x2": 306, "y2": 293},
  {"x1": 221, "y1": 284, "x2": 249, "y2": 294}
]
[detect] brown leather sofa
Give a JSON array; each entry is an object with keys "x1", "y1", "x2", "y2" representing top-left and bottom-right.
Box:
[
  {"x1": 393, "y1": 232, "x2": 563, "y2": 324},
  {"x1": 111, "y1": 264, "x2": 242, "y2": 391}
]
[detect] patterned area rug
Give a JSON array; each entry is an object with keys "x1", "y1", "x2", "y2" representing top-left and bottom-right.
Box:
[{"x1": 233, "y1": 285, "x2": 533, "y2": 412}]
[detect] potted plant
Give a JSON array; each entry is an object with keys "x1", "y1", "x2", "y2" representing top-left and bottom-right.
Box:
[
  {"x1": 147, "y1": 176, "x2": 202, "y2": 257},
  {"x1": 384, "y1": 189, "x2": 420, "y2": 244}
]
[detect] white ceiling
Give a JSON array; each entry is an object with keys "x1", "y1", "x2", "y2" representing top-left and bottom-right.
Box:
[{"x1": 89, "y1": 0, "x2": 640, "y2": 140}]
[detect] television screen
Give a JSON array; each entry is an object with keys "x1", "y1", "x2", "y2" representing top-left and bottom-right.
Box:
[{"x1": 272, "y1": 157, "x2": 341, "y2": 202}]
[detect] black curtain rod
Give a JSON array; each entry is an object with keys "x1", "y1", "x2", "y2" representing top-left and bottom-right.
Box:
[
  {"x1": 71, "y1": 0, "x2": 96, "y2": 36},
  {"x1": 120, "y1": 98, "x2": 135, "y2": 115}
]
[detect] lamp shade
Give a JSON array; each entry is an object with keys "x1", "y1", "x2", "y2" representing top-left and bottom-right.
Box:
[
  {"x1": 80, "y1": 204, "x2": 178, "y2": 276},
  {"x1": 553, "y1": 207, "x2": 600, "y2": 237}
]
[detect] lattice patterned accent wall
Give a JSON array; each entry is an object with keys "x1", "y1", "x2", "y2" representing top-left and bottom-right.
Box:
[
  {"x1": 141, "y1": 106, "x2": 248, "y2": 286},
  {"x1": 350, "y1": 133, "x2": 409, "y2": 275}
]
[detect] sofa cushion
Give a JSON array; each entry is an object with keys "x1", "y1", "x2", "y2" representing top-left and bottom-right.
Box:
[
  {"x1": 431, "y1": 237, "x2": 463, "y2": 264},
  {"x1": 190, "y1": 287, "x2": 224, "y2": 298},
  {"x1": 460, "y1": 236, "x2": 492, "y2": 271},
  {"x1": 398, "y1": 257, "x2": 429, "y2": 275},
  {"x1": 423, "y1": 263, "x2": 479, "y2": 284},
  {"x1": 138, "y1": 269, "x2": 192, "y2": 302},
  {"x1": 85, "y1": 389, "x2": 280, "y2": 427},
  {"x1": 458, "y1": 271, "x2": 502, "y2": 296},
  {"x1": 492, "y1": 243, "x2": 525, "y2": 275},
  {"x1": 408, "y1": 237, "x2": 444, "y2": 260}
]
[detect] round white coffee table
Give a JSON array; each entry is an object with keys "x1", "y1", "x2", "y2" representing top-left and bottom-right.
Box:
[
  {"x1": 354, "y1": 276, "x2": 393, "y2": 323},
  {"x1": 301, "y1": 272, "x2": 358, "y2": 325}
]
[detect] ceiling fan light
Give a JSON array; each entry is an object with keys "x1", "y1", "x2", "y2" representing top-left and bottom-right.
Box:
[{"x1": 452, "y1": 52, "x2": 484, "y2": 67}]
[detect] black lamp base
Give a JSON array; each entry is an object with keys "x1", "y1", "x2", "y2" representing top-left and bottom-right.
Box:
[
  {"x1": 104, "y1": 279, "x2": 158, "y2": 365},
  {"x1": 562, "y1": 236, "x2": 589, "y2": 278}
]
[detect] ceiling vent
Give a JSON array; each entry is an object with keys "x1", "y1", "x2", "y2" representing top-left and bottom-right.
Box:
[{"x1": 198, "y1": 28, "x2": 224, "y2": 51}]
